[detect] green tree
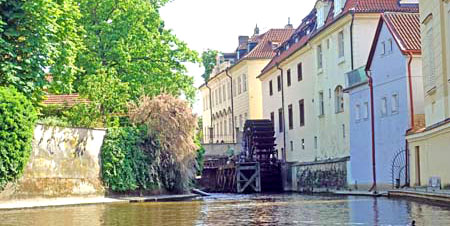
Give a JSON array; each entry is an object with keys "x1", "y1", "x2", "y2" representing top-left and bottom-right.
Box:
[
  {"x1": 0, "y1": 0, "x2": 83, "y2": 103},
  {"x1": 0, "y1": 86, "x2": 37, "y2": 189},
  {"x1": 75, "y1": 0, "x2": 199, "y2": 102},
  {"x1": 201, "y1": 49, "x2": 219, "y2": 82}
]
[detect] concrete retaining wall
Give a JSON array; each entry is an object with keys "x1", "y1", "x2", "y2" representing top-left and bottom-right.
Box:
[
  {"x1": 0, "y1": 125, "x2": 106, "y2": 200},
  {"x1": 291, "y1": 157, "x2": 349, "y2": 192}
]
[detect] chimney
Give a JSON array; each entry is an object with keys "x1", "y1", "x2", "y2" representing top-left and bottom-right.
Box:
[
  {"x1": 284, "y1": 17, "x2": 293, "y2": 29},
  {"x1": 238, "y1": 36, "x2": 249, "y2": 46}
]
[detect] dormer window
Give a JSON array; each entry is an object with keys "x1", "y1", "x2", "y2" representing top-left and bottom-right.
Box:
[
  {"x1": 317, "y1": 7, "x2": 325, "y2": 28},
  {"x1": 334, "y1": 0, "x2": 343, "y2": 16},
  {"x1": 272, "y1": 42, "x2": 280, "y2": 50},
  {"x1": 295, "y1": 37, "x2": 299, "y2": 43}
]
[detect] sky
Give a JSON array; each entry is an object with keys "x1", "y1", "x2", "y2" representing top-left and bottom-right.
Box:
[{"x1": 160, "y1": 0, "x2": 317, "y2": 115}]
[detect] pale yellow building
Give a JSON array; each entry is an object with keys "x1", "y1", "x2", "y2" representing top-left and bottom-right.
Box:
[
  {"x1": 258, "y1": 0, "x2": 419, "y2": 191},
  {"x1": 407, "y1": 0, "x2": 450, "y2": 188},
  {"x1": 200, "y1": 27, "x2": 294, "y2": 144}
]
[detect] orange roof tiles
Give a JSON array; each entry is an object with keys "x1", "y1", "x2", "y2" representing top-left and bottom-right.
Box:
[
  {"x1": 383, "y1": 12, "x2": 421, "y2": 52},
  {"x1": 260, "y1": 0, "x2": 419, "y2": 75},
  {"x1": 243, "y1": 28, "x2": 295, "y2": 60}
]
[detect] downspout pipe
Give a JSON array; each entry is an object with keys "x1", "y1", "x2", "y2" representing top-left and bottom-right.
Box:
[
  {"x1": 350, "y1": 9, "x2": 355, "y2": 70},
  {"x1": 365, "y1": 69, "x2": 377, "y2": 192},
  {"x1": 405, "y1": 51, "x2": 416, "y2": 187},
  {"x1": 276, "y1": 63, "x2": 287, "y2": 163},
  {"x1": 225, "y1": 68, "x2": 236, "y2": 143},
  {"x1": 206, "y1": 82, "x2": 213, "y2": 143}
]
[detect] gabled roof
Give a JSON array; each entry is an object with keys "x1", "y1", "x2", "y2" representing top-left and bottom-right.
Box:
[
  {"x1": 260, "y1": 0, "x2": 419, "y2": 76},
  {"x1": 43, "y1": 94, "x2": 89, "y2": 106},
  {"x1": 366, "y1": 12, "x2": 420, "y2": 70},
  {"x1": 383, "y1": 12, "x2": 421, "y2": 51},
  {"x1": 243, "y1": 28, "x2": 295, "y2": 60}
]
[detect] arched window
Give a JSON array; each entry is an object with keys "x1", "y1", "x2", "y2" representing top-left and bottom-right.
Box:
[{"x1": 335, "y1": 86, "x2": 344, "y2": 113}]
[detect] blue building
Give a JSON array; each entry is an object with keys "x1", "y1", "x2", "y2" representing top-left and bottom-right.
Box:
[{"x1": 345, "y1": 12, "x2": 423, "y2": 190}]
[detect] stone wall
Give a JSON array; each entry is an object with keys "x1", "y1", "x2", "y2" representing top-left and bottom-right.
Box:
[
  {"x1": 0, "y1": 125, "x2": 106, "y2": 200},
  {"x1": 292, "y1": 157, "x2": 349, "y2": 192}
]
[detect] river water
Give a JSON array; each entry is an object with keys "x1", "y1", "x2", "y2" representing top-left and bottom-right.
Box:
[{"x1": 1, "y1": 193, "x2": 450, "y2": 226}]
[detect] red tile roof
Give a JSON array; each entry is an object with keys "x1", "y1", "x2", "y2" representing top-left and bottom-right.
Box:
[
  {"x1": 383, "y1": 12, "x2": 421, "y2": 52},
  {"x1": 43, "y1": 94, "x2": 89, "y2": 106},
  {"x1": 260, "y1": 0, "x2": 419, "y2": 75},
  {"x1": 243, "y1": 28, "x2": 295, "y2": 60}
]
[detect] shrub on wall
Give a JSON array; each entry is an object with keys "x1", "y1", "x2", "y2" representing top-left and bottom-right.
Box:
[
  {"x1": 101, "y1": 126, "x2": 159, "y2": 192},
  {"x1": 0, "y1": 86, "x2": 37, "y2": 189}
]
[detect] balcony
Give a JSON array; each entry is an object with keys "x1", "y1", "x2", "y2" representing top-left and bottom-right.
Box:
[{"x1": 345, "y1": 66, "x2": 368, "y2": 91}]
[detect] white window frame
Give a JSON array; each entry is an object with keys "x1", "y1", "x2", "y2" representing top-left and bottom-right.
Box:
[
  {"x1": 317, "y1": 44, "x2": 323, "y2": 69},
  {"x1": 381, "y1": 97, "x2": 388, "y2": 116},
  {"x1": 334, "y1": 0, "x2": 343, "y2": 16},
  {"x1": 335, "y1": 86, "x2": 344, "y2": 113},
  {"x1": 319, "y1": 91, "x2": 325, "y2": 116},
  {"x1": 391, "y1": 93, "x2": 399, "y2": 114},
  {"x1": 242, "y1": 74, "x2": 247, "y2": 92},
  {"x1": 363, "y1": 102, "x2": 369, "y2": 119},
  {"x1": 355, "y1": 104, "x2": 361, "y2": 122},
  {"x1": 338, "y1": 30, "x2": 345, "y2": 58}
]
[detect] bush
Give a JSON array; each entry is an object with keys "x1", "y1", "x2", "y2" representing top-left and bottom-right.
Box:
[
  {"x1": 0, "y1": 86, "x2": 37, "y2": 189},
  {"x1": 101, "y1": 126, "x2": 159, "y2": 192},
  {"x1": 128, "y1": 94, "x2": 198, "y2": 193}
]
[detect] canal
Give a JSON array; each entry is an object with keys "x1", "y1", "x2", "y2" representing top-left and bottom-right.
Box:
[{"x1": 1, "y1": 193, "x2": 450, "y2": 225}]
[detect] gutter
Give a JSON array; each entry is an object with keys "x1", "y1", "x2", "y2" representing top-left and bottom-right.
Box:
[
  {"x1": 225, "y1": 68, "x2": 236, "y2": 143},
  {"x1": 276, "y1": 63, "x2": 287, "y2": 163},
  {"x1": 350, "y1": 9, "x2": 355, "y2": 70},
  {"x1": 404, "y1": 51, "x2": 416, "y2": 187},
  {"x1": 205, "y1": 82, "x2": 214, "y2": 143},
  {"x1": 365, "y1": 69, "x2": 377, "y2": 192}
]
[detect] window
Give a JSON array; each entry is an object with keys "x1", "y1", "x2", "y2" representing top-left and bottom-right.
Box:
[
  {"x1": 228, "y1": 82, "x2": 231, "y2": 100},
  {"x1": 233, "y1": 80, "x2": 237, "y2": 97},
  {"x1": 287, "y1": 69, "x2": 291, "y2": 87},
  {"x1": 299, "y1": 99, "x2": 305, "y2": 126},
  {"x1": 277, "y1": 75, "x2": 281, "y2": 91},
  {"x1": 391, "y1": 93, "x2": 399, "y2": 114},
  {"x1": 363, "y1": 102, "x2": 369, "y2": 119},
  {"x1": 387, "y1": 39, "x2": 393, "y2": 53},
  {"x1": 242, "y1": 74, "x2": 247, "y2": 92},
  {"x1": 219, "y1": 86, "x2": 222, "y2": 104},
  {"x1": 297, "y1": 63, "x2": 303, "y2": 81},
  {"x1": 288, "y1": 104, "x2": 293, "y2": 130},
  {"x1": 239, "y1": 114, "x2": 243, "y2": 130},
  {"x1": 222, "y1": 84, "x2": 226, "y2": 102},
  {"x1": 355, "y1": 104, "x2": 361, "y2": 121},
  {"x1": 270, "y1": 112, "x2": 275, "y2": 127},
  {"x1": 317, "y1": 45, "x2": 323, "y2": 69},
  {"x1": 338, "y1": 31, "x2": 345, "y2": 58},
  {"x1": 269, "y1": 80, "x2": 273, "y2": 96},
  {"x1": 237, "y1": 76, "x2": 242, "y2": 94},
  {"x1": 381, "y1": 41, "x2": 386, "y2": 55},
  {"x1": 381, "y1": 97, "x2": 388, "y2": 116},
  {"x1": 301, "y1": 139, "x2": 305, "y2": 150},
  {"x1": 317, "y1": 6, "x2": 325, "y2": 27},
  {"x1": 335, "y1": 86, "x2": 344, "y2": 113},
  {"x1": 314, "y1": 136, "x2": 318, "y2": 149},
  {"x1": 342, "y1": 124, "x2": 346, "y2": 138},
  {"x1": 290, "y1": 141, "x2": 294, "y2": 152},
  {"x1": 319, "y1": 91, "x2": 325, "y2": 116},
  {"x1": 224, "y1": 119, "x2": 227, "y2": 136},
  {"x1": 229, "y1": 117, "x2": 233, "y2": 134},
  {"x1": 425, "y1": 26, "x2": 435, "y2": 89},
  {"x1": 334, "y1": 0, "x2": 343, "y2": 15},
  {"x1": 278, "y1": 108, "x2": 283, "y2": 132},
  {"x1": 211, "y1": 92, "x2": 215, "y2": 107}
]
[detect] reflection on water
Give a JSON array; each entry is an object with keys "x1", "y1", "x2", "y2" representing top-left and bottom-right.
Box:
[{"x1": 1, "y1": 193, "x2": 450, "y2": 226}]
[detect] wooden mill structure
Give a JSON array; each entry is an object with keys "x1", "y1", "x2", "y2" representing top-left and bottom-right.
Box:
[{"x1": 199, "y1": 120, "x2": 281, "y2": 193}]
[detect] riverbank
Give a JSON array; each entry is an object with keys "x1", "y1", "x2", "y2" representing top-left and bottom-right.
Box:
[{"x1": 0, "y1": 194, "x2": 200, "y2": 210}]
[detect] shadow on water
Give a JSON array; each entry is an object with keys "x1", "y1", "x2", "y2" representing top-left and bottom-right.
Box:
[{"x1": 1, "y1": 193, "x2": 450, "y2": 226}]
